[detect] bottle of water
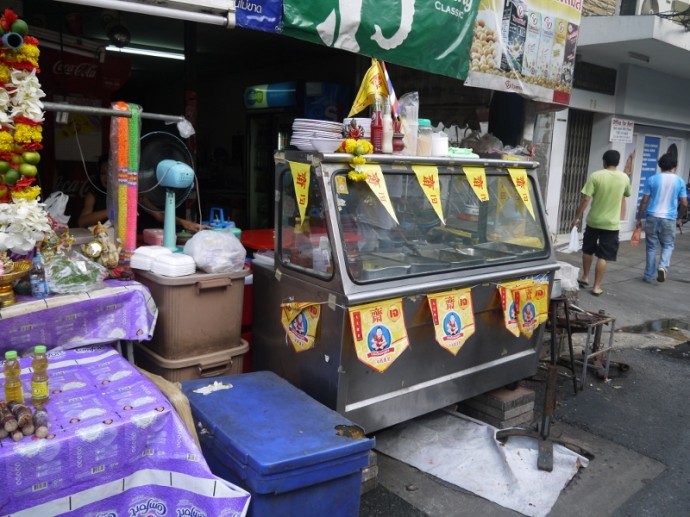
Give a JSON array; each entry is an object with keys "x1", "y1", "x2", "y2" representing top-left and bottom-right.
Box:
[{"x1": 30, "y1": 253, "x2": 49, "y2": 298}]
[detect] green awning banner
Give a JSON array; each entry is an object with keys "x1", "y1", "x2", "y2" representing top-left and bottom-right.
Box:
[{"x1": 282, "y1": 0, "x2": 480, "y2": 81}]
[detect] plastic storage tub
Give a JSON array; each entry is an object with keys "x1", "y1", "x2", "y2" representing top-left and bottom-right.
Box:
[
  {"x1": 182, "y1": 371, "x2": 375, "y2": 517},
  {"x1": 136, "y1": 268, "x2": 249, "y2": 359},
  {"x1": 134, "y1": 339, "x2": 248, "y2": 382}
]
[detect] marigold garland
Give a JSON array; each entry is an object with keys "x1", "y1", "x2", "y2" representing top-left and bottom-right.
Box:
[
  {"x1": 0, "y1": 9, "x2": 45, "y2": 204},
  {"x1": 337, "y1": 137, "x2": 373, "y2": 182}
]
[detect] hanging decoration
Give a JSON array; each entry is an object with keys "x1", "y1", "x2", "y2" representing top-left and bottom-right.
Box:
[
  {"x1": 462, "y1": 166, "x2": 489, "y2": 203},
  {"x1": 412, "y1": 164, "x2": 445, "y2": 225},
  {"x1": 288, "y1": 161, "x2": 311, "y2": 226},
  {"x1": 496, "y1": 277, "x2": 550, "y2": 339},
  {"x1": 349, "y1": 298, "x2": 409, "y2": 373},
  {"x1": 338, "y1": 137, "x2": 373, "y2": 183},
  {"x1": 280, "y1": 301, "x2": 321, "y2": 352},
  {"x1": 507, "y1": 167, "x2": 536, "y2": 220},
  {"x1": 0, "y1": 9, "x2": 45, "y2": 204},
  {"x1": 427, "y1": 288, "x2": 476, "y2": 355},
  {"x1": 358, "y1": 163, "x2": 399, "y2": 225},
  {"x1": 110, "y1": 101, "x2": 140, "y2": 265}
]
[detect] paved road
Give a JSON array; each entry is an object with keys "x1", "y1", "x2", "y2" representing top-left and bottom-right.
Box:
[{"x1": 361, "y1": 229, "x2": 690, "y2": 516}]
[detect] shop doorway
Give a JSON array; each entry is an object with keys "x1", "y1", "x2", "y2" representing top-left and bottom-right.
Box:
[{"x1": 557, "y1": 109, "x2": 593, "y2": 233}]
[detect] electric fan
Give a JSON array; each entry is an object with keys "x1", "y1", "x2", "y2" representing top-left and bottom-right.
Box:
[{"x1": 138, "y1": 132, "x2": 195, "y2": 250}]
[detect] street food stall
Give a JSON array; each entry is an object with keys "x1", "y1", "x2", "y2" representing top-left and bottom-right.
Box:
[{"x1": 252, "y1": 150, "x2": 558, "y2": 433}]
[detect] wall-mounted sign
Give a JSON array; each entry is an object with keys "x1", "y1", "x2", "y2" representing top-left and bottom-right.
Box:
[
  {"x1": 244, "y1": 81, "x2": 297, "y2": 109},
  {"x1": 610, "y1": 117, "x2": 634, "y2": 143}
]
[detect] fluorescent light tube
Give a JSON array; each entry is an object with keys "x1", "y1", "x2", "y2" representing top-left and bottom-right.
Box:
[{"x1": 106, "y1": 45, "x2": 185, "y2": 61}]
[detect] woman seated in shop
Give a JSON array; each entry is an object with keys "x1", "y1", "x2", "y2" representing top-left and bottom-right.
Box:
[
  {"x1": 79, "y1": 155, "x2": 206, "y2": 234},
  {"x1": 78, "y1": 155, "x2": 109, "y2": 228}
]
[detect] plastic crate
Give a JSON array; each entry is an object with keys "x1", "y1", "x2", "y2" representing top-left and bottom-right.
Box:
[
  {"x1": 182, "y1": 371, "x2": 375, "y2": 517},
  {"x1": 134, "y1": 339, "x2": 248, "y2": 382},
  {"x1": 135, "y1": 268, "x2": 249, "y2": 359}
]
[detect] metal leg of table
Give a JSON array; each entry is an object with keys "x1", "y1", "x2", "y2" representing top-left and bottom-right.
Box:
[
  {"x1": 549, "y1": 296, "x2": 578, "y2": 395},
  {"x1": 579, "y1": 315, "x2": 616, "y2": 389}
]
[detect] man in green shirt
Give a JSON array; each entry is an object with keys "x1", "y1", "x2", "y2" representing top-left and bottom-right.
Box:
[{"x1": 571, "y1": 150, "x2": 632, "y2": 296}]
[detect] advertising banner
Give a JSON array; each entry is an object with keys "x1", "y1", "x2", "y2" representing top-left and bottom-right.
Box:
[
  {"x1": 349, "y1": 298, "x2": 409, "y2": 373},
  {"x1": 235, "y1": 0, "x2": 282, "y2": 33},
  {"x1": 282, "y1": 0, "x2": 480, "y2": 81},
  {"x1": 464, "y1": 0, "x2": 583, "y2": 105}
]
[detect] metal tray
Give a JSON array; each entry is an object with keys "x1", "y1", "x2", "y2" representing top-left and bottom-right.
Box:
[
  {"x1": 359, "y1": 254, "x2": 411, "y2": 280},
  {"x1": 372, "y1": 252, "x2": 451, "y2": 274},
  {"x1": 418, "y1": 248, "x2": 485, "y2": 268},
  {"x1": 473, "y1": 241, "x2": 539, "y2": 256},
  {"x1": 454, "y1": 246, "x2": 510, "y2": 261}
]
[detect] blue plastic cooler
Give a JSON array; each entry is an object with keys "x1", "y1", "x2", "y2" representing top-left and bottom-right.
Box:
[{"x1": 182, "y1": 371, "x2": 375, "y2": 517}]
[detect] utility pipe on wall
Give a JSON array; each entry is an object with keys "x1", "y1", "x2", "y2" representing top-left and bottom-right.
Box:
[{"x1": 53, "y1": 0, "x2": 236, "y2": 28}]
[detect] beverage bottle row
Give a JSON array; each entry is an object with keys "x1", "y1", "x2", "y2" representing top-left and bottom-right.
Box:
[{"x1": 2, "y1": 346, "x2": 49, "y2": 408}]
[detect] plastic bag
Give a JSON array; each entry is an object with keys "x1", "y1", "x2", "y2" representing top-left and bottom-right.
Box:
[
  {"x1": 567, "y1": 226, "x2": 580, "y2": 253},
  {"x1": 183, "y1": 229, "x2": 246, "y2": 274},
  {"x1": 44, "y1": 191, "x2": 70, "y2": 228},
  {"x1": 46, "y1": 250, "x2": 108, "y2": 294}
]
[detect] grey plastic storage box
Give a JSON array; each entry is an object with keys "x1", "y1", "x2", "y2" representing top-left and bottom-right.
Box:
[
  {"x1": 136, "y1": 268, "x2": 249, "y2": 359},
  {"x1": 182, "y1": 371, "x2": 375, "y2": 517}
]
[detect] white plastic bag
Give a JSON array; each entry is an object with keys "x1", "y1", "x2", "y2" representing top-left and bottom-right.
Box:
[
  {"x1": 567, "y1": 226, "x2": 580, "y2": 253},
  {"x1": 183, "y1": 229, "x2": 246, "y2": 273},
  {"x1": 44, "y1": 191, "x2": 70, "y2": 227}
]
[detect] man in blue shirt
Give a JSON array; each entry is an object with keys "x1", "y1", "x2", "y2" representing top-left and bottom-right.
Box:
[{"x1": 635, "y1": 153, "x2": 688, "y2": 283}]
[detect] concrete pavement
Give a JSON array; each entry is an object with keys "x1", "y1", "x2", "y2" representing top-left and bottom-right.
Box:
[{"x1": 361, "y1": 229, "x2": 690, "y2": 516}]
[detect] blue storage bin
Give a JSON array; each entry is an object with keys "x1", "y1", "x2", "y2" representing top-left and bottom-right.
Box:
[{"x1": 182, "y1": 371, "x2": 375, "y2": 517}]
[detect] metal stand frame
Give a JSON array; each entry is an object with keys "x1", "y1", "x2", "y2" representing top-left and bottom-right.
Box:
[{"x1": 567, "y1": 306, "x2": 616, "y2": 388}]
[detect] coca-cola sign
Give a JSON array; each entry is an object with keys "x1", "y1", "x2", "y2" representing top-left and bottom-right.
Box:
[
  {"x1": 41, "y1": 48, "x2": 131, "y2": 95},
  {"x1": 52, "y1": 60, "x2": 99, "y2": 79}
]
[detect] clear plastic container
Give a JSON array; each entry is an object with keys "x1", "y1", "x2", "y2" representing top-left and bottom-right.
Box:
[{"x1": 417, "y1": 119, "x2": 433, "y2": 157}]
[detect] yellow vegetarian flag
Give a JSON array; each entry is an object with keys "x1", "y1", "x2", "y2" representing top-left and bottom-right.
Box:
[
  {"x1": 360, "y1": 163, "x2": 399, "y2": 224},
  {"x1": 507, "y1": 168, "x2": 536, "y2": 220},
  {"x1": 412, "y1": 165, "x2": 445, "y2": 225},
  {"x1": 289, "y1": 161, "x2": 311, "y2": 225},
  {"x1": 281, "y1": 302, "x2": 322, "y2": 352},
  {"x1": 349, "y1": 298, "x2": 409, "y2": 373},
  {"x1": 348, "y1": 58, "x2": 389, "y2": 117},
  {"x1": 463, "y1": 166, "x2": 490, "y2": 202},
  {"x1": 427, "y1": 289, "x2": 475, "y2": 355}
]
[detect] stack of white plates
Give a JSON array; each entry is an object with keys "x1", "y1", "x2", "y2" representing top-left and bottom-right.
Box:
[
  {"x1": 131, "y1": 245, "x2": 172, "y2": 271},
  {"x1": 343, "y1": 117, "x2": 371, "y2": 138},
  {"x1": 290, "y1": 118, "x2": 344, "y2": 151},
  {"x1": 151, "y1": 253, "x2": 197, "y2": 277}
]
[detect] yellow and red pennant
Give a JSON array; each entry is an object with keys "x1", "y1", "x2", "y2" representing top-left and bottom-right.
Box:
[{"x1": 349, "y1": 298, "x2": 409, "y2": 373}]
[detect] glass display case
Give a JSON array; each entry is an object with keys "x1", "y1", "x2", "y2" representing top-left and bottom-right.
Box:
[{"x1": 252, "y1": 150, "x2": 558, "y2": 433}]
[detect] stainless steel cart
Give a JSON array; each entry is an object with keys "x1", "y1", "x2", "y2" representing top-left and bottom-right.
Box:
[{"x1": 252, "y1": 150, "x2": 558, "y2": 433}]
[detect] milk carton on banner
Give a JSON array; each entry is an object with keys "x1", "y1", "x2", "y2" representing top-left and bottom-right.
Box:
[
  {"x1": 550, "y1": 18, "x2": 568, "y2": 85},
  {"x1": 521, "y1": 9, "x2": 541, "y2": 77},
  {"x1": 538, "y1": 13, "x2": 555, "y2": 82},
  {"x1": 500, "y1": 0, "x2": 527, "y2": 74}
]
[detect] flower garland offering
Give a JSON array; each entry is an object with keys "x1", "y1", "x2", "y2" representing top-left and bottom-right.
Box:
[
  {"x1": 0, "y1": 9, "x2": 44, "y2": 203},
  {"x1": 0, "y1": 198, "x2": 51, "y2": 254},
  {"x1": 338, "y1": 120, "x2": 373, "y2": 182}
]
